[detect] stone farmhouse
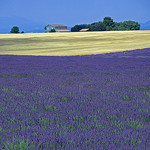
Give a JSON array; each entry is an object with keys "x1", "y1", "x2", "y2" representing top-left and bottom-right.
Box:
[{"x1": 45, "y1": 24, "x2": 70, "y2": 32}]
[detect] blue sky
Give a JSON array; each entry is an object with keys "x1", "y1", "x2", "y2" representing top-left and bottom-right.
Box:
[{"x1": 0, "y1": 0, "x2": 150, "y2": 32}]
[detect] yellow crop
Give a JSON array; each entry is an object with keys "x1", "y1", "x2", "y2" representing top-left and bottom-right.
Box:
[{"x1": 0, "y1": 30, "x2": 150, "y2": 56}]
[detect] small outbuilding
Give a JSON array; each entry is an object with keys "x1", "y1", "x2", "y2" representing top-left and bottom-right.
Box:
[{"x1": 79, "y1": 28, "x2": 89, "y2": 32}]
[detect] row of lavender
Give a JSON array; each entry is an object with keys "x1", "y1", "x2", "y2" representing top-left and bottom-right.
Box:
[{"x1": 0, "y1": 48, "x2": 150, "y2": 149}]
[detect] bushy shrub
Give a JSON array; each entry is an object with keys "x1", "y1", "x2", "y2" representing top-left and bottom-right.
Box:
[
  {"x1": 10, "y1": 26, "x2": 19, "y2": 33},
  {"x1": 49, "y1": 29, "x2": 56, "y2": 32}
]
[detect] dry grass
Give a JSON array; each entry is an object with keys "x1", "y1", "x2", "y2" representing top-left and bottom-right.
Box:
[{"x1": 0, "y1": 30, "x2": 150, "y2": 56}]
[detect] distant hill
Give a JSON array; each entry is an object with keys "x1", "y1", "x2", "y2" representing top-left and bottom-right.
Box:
[
  {"x1": 0, "y1": 16, "x2": 72, "y2": 33},
  {"x1": 0, "y1": 16, "x2": 46, "y2": 33},
  {"x1": 140, "y1": 21, "x2": 150, "y2": 30},
  {"x1": 25, "y1": 28, "x2": 45, "y2": 33}
]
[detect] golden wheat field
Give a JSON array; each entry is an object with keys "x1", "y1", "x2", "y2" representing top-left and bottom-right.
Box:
[{"x1": 0, "y1": 30, "x2": 150, "y2": 56}]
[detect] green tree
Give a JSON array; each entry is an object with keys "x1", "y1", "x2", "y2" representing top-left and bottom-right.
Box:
[
  {"x1": 113, "y1": 21, "x2": 140, "y2": 30},
  {"x1": 10, "y1": 26, "x2": 19, "y2": 33},
  {"x1": 89, "y1": 22, "x2": 106, "y2": 31},
  {"x1": 71, "y1": 17, "x2": 140, "y2": 32},
  {"x1": 49, "y1": 29, "x2": 56, "y2": 32},
  {"x1": 121, "y1": 21, "x2": 140, "y2": 30},
  {"x1": 103, "y1": 17, "x2": 115, "y2": 31},
  {"x1": 71, "y1": 24, "x2": 90, "y2": 32}
]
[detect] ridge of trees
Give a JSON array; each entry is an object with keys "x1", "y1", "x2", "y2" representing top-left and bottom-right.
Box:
[{"x1": 71, "y1": 17, "x2": 140, "y2": 32}]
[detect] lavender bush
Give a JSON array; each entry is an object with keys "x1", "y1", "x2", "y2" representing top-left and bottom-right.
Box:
[{"x1": 0, "y1": 48, "x2": 150, "y2": 150}]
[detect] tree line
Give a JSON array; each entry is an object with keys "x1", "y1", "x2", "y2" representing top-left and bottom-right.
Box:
[
  {"x1": 71, "y1": 17, "x2": 140, "y2": 32},
  {"x1": 9, "y1": 17, "x2": 140, "y2": 33}
]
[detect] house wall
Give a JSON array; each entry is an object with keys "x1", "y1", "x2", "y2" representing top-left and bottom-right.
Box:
[
  {"x1": 46, "y1": 25, "x2": 67, "y2": 32},
  {"x1": 55, "y1": 26, "x2": 67, "y2": 30},
  {"x1": 46, "y1": 25, "x2": 55, "y2": 32}
]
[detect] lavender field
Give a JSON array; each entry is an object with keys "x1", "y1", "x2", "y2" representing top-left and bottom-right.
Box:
[{"x1": 0, "y1": 48, "x2": 150, "y2": 150}]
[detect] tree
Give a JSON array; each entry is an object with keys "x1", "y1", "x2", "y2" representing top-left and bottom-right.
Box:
[
  {"x1": 103, "y1": 17, "x2": 115, "y2": 31},
  {"x1": 89, "y1": 22, "x2": 106, "y2": 31},
  {"x1": 71, "y1": 24, "x2": 90, "y2": 32},
  {"x1": 70, "y1": 17, "x2": 140, "y2": 32},
  {"x1": 113, "y1": 21, "x2": 140, "y2": 31},
  {"x1": 121, "y1": 21, "x2": 140, "y2": 30},
  {"x1": 10, "y1": 26, "x2": 19, "y2": 33},
  {"x1": 49, "y1": 29, "x2": 56, "y2": 32}
]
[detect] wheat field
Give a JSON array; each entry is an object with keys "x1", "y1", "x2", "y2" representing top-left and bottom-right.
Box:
[{"x1": 0, "y1": 30, "x2": 150, "y2": 56}]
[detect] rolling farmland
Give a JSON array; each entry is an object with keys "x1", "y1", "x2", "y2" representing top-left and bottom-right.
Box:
[
  {"x1": 0, "y1": 30, "x2": 150, "y2": 56},
  {"x1": 0, "y1": 31, "x2": 150, "y2": 149}
]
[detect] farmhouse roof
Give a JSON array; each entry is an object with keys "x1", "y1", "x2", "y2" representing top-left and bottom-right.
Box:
[
  {"x1": 51, "y1": 24, "x2": 67, "y2": 27},
  {"x1": 80, "y1": 28, "x2": 89, "y2": 32}
]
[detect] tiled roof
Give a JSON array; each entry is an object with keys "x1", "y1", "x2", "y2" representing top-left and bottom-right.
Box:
[{"x1": 51, "y1": 24, "x2": 67, "y2": 27}]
